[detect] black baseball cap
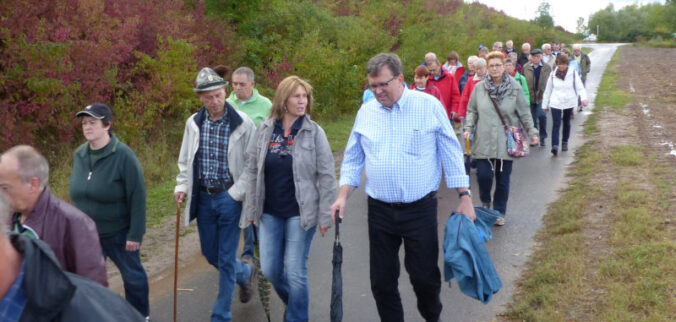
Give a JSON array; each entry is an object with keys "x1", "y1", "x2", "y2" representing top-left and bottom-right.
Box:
[
  {"x1": 530, "y1": 49, "x2": 543, "y2": 55},
  {"x1": 76, "y1": 103, "x2": 112, "y2": 120}
]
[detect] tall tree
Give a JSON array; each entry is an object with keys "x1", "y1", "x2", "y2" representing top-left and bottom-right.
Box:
[{"x1": 533, "y1": 2, "x2": 554, "y2": 29}]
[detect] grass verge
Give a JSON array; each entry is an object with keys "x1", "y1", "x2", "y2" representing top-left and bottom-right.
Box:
[{"x1": 504, "y1": 46, "x2": 676, "y2": 320}]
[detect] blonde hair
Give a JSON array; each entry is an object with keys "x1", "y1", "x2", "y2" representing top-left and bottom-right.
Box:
[
  {"x1": 486, "y1": 51, "x2": 506, "y2": 64},
  {"x1": 270, "y1": 76, "x2": 313, "y2": 120}
]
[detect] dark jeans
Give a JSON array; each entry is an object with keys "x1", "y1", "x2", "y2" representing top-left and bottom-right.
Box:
[
  {"x1": 530, "y1": 103, "x2": 548, "y2": 140},
  {"x1": 367, "y1": 192, "x2": 442, "y2": 322},
  {"x1": 241, "y1": 225, "x2": 255, "y2": 259},
  {"x1": 551, "y1": 108, "x2": 573, "y2": 148},
  {"x1": 100, "y1": 230, "x2": 150, "y2": 316},
  {"x1": 476, "y1": 159, "x2": 513, "y2": 216}
]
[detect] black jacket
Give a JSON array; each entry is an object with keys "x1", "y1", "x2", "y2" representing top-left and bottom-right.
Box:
[{"x1": 8, "y1": 234, "x2": 144, "y2": 322}]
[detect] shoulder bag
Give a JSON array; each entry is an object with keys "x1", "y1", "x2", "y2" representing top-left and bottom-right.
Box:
[{"x1": 489, "y1": 98, "x2": 529, "y2": 158}]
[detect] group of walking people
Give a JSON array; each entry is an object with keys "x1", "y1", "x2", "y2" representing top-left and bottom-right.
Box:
[{"x1": 1, "y1": 39, "x2": 590, "y2": 322}]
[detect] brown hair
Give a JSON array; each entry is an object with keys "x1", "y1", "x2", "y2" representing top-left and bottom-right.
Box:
[
  {"x1": 446, "y1": 51, "x2": 459, "y2": 62},
  {"x1": 414, "y1": 65, "x2": 431, "y2": 77},
  {"x1": 555, "y1": 54, "x2": 569, "y2": 65},
  {"x1": 485, "y1": 51, "x2": 506, "y2": 64},
  {"x1": 270, "y1": 76, "x2": 313, "y2": 120}
]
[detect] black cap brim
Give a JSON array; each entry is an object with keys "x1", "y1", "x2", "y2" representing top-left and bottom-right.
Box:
[{"x1": 76, "y1": 111, "x2": 105, "y2": 119}]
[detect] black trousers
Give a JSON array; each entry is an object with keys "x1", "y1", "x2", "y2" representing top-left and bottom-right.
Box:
[{"x1": 367, "y1": 192, "x2": 441, "y2": 322}]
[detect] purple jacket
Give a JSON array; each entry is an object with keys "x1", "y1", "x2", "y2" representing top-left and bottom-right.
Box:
[{"x1": 20, "y1": 187, "x2": 108, "y2": 286}]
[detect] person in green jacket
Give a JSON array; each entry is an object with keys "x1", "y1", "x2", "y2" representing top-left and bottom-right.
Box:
[
  {"x1": 69, "y1": 103, "x2": 150, "y2": 320},
  {"x1": 505, "y1": 58, "x2": 530, "y2": 103},
  {"x1": 226, "y1": 66, "x2": 272, "y2": 127}
]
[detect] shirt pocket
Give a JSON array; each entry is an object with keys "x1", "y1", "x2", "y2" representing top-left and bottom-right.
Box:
[{"x1": 405, "y1": 129, "x2": 432, "y2": 156}]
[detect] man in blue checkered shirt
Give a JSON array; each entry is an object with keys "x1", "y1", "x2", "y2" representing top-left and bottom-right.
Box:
[
  {"x1": 330, "y1": 53, "x2": 475, "y2": 322},
  {"x1": 174, "y1": 67, "x2": 257, "y2": 322}
]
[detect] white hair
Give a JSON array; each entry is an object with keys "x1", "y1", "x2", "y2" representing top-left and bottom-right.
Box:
[
  {"x1": 522, "y1": 43, "x2": 531, "y2": 50},
  {"x1": 542, "y1": 43, "x2": 551, "y2": 50},
  {"x1": 506, "y1": 40, "x2": 513, "y2": 46},
  {"x1": 473, "y1": 58, "x2": 487, "y2": 69},
  {"x1": 467, "y1": 55, "x2": 479, "y2": 65},
  {"x1": 573, "y1": 44, "x2": 582, "y2": 50}
]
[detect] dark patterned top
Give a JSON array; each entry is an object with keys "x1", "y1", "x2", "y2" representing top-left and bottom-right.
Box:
[
  {"x1": 263, "y1": 117, "x2": 304, "y2": 218},
  {"x1": 199, "y1": 110, "x2": 232, "y2": 188}
]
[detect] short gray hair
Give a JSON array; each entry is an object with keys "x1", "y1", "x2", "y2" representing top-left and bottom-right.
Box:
[
  {"x1": 572, "y1": 44, "x2": 582, "y2": 50},
  {"x1": 3, "y1": 145, "x2": 49, "y2": 189},
  {"x1": 467, "y1": 55, "x2": 479, "y2": 65},
  {"x1": 506, "y1": 40, "x2": 513, "y2": 46},
  {"x1": 367, "y1": 53, "x2": 403, "y2": 77},
  {"x1": 493, "y1": 41, "x2": 503, "y2": 49},
  {"x1": 473, "y1": 58, "x2": 487, "y2": 69},
  {"x1": 522, "y1": 42, "x2": 531, "y2": 50},
  {"x1": 0, "y1": 193, "x2": 9, "y2": 233},
  {"x1": 542, "y1": 43, "x2": 551, "y2": 50},
  {"x1": 232, "y1": 67, "x2": 255, "y2": 83}
]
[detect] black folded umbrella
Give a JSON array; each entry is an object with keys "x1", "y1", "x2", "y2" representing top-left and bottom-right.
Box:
[
  {"x1": 464, "y1": 136, "x2": 472, "y2": 175},
  {"x1": 330, "y1": 213, "x2": 343, "y2": 322}
]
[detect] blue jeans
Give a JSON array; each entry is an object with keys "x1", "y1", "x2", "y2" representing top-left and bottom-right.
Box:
[
  {"x1": 531, "y1": 103, "x2": 548, "y2": 141},
  {"x1": 100, "y1": 230, "x2": 150, "y2": 316},
  {"x1": 196, "y1": 191, "x2": 252, "y2": 322},
  {"x1": 241, "y1": 225, "x2": 255, "y2": 259},
  {"x1": 259, "y1": 214, "x2": 316, "y2": 322},
  {"x1": 476, "y1": 159, "x2": 513, "y2": 216},
  {"x1": 550, "y1": 108, "x2": 573, "y2": 148}
]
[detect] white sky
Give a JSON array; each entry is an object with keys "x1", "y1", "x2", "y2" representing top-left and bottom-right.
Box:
[{"x1": 470, "y1": 0, "x2": 665, "y2": 33}]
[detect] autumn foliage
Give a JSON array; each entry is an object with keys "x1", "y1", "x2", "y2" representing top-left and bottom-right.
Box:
[{"x1": 0, "y1": 0, "x2": 237, "y2": 148}]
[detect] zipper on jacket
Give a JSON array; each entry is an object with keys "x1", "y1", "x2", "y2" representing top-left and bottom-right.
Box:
[{"x1": 87, "y1": 171, "x2": 92, "y2": 181}]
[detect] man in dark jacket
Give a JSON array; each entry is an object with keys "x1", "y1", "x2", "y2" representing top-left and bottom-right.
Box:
[
  {"x1": 0, "y1": 145, "x2": 107, "y2": 286},
  {"x1": 0, "y1": 194, "x2": 144, "y2": 322},
  {"x1": 523, "y1": 49, "x2": 553, "y2": 145}
]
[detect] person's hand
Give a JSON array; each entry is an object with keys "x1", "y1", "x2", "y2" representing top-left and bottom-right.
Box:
[
  {"x1": 319, "y1": 225, "x2": 330, "y2": 237},
  {"x1": 330, "y1": 197, "x2": 346, "y2": 224},
  {"x1": 581, "y1": 100, "x2": 589, "y2": 107},
  {"x1": 463, "y1": 131, "x2": 471, "y2": 140},
  {"x1": 450, "y1": 112, "x2": 456, "y2": 119},
  {"x1": 174, "y1": 192, "x2": 186, "y2": 204},
  {"x1": 530, "y1": 136, "x2": 539, "y2": 146},
  {"x1": 456, "y1": 196, "x2": 476, "y2": 221},
  {"x1": 542, "y1": 108, "x2": 549, "y2": 113},
  {"x1": 126, "y1": 241, "x2": 141, "y2": 252}
]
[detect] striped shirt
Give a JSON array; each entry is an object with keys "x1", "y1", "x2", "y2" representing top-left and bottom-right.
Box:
[
  {"x1": 199, "y1": 110, "x2": 232, "y2": 187},
  {"x1": 340, "y1": 87, "x2": 469, "y2": 203},
  {"x1": 0, "y1": 262, "x2": 26, "y2": 322}
]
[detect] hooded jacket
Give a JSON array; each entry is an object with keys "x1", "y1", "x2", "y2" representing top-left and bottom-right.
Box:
[{"x1": 7, "y1": 234, "x2": 144, "y2": 322}]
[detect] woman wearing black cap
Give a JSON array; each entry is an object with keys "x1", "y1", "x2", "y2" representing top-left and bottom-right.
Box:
[{"x1": 69, "y1": 103, "x2": 150, "y2": 320}]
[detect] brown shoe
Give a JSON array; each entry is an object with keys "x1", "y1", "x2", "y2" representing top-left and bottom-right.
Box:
[{"x1": 239, "y1": 257, "x2": 257, "y2": 303}]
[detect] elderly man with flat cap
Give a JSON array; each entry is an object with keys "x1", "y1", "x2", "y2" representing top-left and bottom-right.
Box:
[{"x1": 174, "y1": 67, "x2": 257, "y2": 322}]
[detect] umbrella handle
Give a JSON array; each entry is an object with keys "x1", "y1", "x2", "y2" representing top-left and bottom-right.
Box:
[
  {"x1": 334, "y1": 210, "x2": 341, "y2": 241},
  {"x1": 465, "y1": 136, "x2": 471, "y2": 155}
]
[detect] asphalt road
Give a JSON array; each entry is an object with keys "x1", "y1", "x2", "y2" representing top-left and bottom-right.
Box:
[{"x1": 149, "y1": 43, "x2": 622, "y2": 322}]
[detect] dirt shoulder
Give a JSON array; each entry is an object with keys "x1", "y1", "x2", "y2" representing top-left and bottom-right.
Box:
[{"x1": 504, "y1": 46, "x2": 676, "y2": 320}]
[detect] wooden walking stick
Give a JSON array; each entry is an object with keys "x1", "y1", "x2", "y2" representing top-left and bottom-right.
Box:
[{"x1": 174, "y1": 202, "x2": 181, "y2": 322}]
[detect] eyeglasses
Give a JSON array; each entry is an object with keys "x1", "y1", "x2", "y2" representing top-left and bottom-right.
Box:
[
  {"x1": 368, "y1": 77, "x2": 396, "y2": 91},
  {"x1": 488, "y1": 64, "x2": 503, "y2": 69}
]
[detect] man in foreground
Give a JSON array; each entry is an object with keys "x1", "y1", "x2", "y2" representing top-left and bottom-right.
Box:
[{"x1": 331, "y1": 53, "x2": 475, "y2": 322}]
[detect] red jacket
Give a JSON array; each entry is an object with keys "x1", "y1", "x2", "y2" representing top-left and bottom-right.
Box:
[
  {"x1": 458, "y1": 76, "x2": 483, "y2": 119},
  {"x1": 409, "y1": 82, "x2": 446, "y2": 106},
  {"x1": 452, "y1": 67, "x2": 466, "y2": 84},
  {"x1": 18, "y1": 187, "x2": 108, "y2": 286},
  {"x1": 427, "y1": 71, "x2": 460, "y2": 118}
]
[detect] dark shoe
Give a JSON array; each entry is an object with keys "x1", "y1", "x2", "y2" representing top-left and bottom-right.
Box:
[
  {"x1": 239, "y1": 257, "x2": 257, "y2": 303},
  {"x1": 551, "y1": 146, "x2": 558, "y2": 156},
  {"x1": 562, "y1": 142, "x2": 568, "y2": 151},
  {"x1": 540, "y1": 139, "x2": 546, "y2": 147}
]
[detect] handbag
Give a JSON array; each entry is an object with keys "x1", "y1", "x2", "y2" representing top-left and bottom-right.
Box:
[{"x1": 489, "y1": 98, "x2": 529, "y2": 158}]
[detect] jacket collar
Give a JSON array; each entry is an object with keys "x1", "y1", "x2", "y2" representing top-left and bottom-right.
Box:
[
  {"x1": 23, "y1": 187, "x2": 52, "y2": 226},
  {"x1": 228, "y1": 88, "x2": 262, "y2": 105},
  {"x1": 76, "y1": 134, "x2": 120, "y2": 159},
  {"x1": 262, "y1": 114, "x2": 313, "y2": 132},
  {"x1": 194, "y1": 102, "x2": 243, "y2": 132}
]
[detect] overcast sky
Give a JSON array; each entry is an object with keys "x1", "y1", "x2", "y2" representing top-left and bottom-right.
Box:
[{"x1": 471, "y1": 0, "x2": 665, "y2": 33}]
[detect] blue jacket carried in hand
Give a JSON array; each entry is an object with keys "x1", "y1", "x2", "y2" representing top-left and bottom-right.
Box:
[{"x1": 443, "y1": 207, "x2": 502, "y2": 304}]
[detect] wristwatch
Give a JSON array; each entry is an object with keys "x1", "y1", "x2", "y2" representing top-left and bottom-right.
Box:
[{"x1": 458, "y1": 190, "x2": 472, "y2": 199}]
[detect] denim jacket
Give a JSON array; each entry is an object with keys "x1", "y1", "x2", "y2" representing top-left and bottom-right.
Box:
[{"x1": 243, "y1": 115, "x2": 337, "y2": 230}]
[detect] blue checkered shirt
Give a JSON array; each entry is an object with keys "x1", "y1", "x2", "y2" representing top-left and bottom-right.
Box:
[
  {"x1": 199, "y1": 110, "x2": 232, "y2": 187},
  {"x1": 0, "y1": 262, "x2": 26, "y2": 322},
  {"x1": 340, "y1": 87, "x2": 469, "y2": 203}
]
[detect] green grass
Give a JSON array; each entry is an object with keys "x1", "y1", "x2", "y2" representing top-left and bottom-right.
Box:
[
  {"x1": 505, "y1": 45, "x2": 676, "y2": 321},
  {"x1": 318, "y1": 113, "x2": 356, "y2": 152}
]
